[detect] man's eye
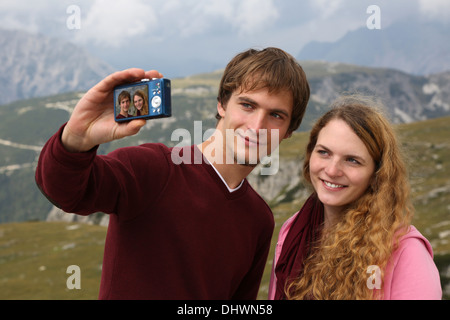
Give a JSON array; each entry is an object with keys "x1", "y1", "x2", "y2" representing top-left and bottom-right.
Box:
[{"x1": 271, "y1": 113, "x2": 282, "y2": 119}]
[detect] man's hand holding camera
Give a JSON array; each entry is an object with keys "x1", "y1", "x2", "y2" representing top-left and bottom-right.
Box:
[{"x1": 61, "y1": 68, "x2": 163, "y2": 153}]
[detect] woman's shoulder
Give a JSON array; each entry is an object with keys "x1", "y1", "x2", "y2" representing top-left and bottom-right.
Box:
[
  {"x1": 384, "y1": 225, "x2": 442, "y2": 299},
  {"x1": 396, "y1": 225, "x2": 434, "y2": 257}
]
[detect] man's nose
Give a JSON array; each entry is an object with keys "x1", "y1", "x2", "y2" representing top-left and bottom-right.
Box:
[{"x1": 248, "y1": 112, "x2": 267, "y2": 132}]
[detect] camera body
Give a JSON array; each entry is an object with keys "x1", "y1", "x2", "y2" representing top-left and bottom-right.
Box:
[{"x1": 114, "y1": 78, "x2": 171, "y2": 122}]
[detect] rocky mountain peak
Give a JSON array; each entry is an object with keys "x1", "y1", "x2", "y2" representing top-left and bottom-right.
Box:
[{"x1": 0, "y1": 28, "x2": 115, "y2": 105}]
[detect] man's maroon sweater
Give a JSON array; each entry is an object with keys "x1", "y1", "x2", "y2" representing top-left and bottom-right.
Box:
[{"x1": 35, "y1": 125, "x2": 274, "y2": 299}]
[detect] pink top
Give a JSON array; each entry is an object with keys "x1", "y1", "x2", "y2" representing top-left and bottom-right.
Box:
[{"x1": 268, "y1": 212, "x2": 442, "y2": 300}]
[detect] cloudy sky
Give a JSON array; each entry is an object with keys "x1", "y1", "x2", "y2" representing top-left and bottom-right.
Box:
[{"x1": 0, "y1": 0, "x2": 449, "y2": 77}]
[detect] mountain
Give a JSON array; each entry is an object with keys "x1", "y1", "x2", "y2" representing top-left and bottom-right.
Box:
[
  {"x1": 1, "y1": 62, "x2": 450, "y2": 224},
  {"x1": 0, "y1": 29, "x2": 115, "y2": 105},
  {"x1": 298, "y1": 19, "x2": 450, "y2": 76},
  {"x1": 300, "y1": 61, "x2": 450, "y2": 125},
  {"x1": 0, "y1": 66, "x2": 449, "y2": 299}
]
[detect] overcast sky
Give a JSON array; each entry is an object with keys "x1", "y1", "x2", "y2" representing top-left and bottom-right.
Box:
[{"x1": 1, "y1": 0, "x2": 449, "y2": 77}]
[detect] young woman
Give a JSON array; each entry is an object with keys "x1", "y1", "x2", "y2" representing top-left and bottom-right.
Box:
[
  {"x1": 269, "y1": 96, "x2": 442, "y2": 300},
  {"x1": 133, "y1": 90, "x2": 149, "y2": 116}
]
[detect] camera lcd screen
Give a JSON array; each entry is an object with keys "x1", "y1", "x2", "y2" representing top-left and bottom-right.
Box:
[
  {"x1": 114, "y1": 78, "x2": 171, "y2": 122},
  {"x1": 114, "y1": 83, "x2": 150, "y2": 121}
]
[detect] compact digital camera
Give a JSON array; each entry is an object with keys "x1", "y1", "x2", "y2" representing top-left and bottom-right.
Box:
[{"x1": 114, "y1": 78, "x2": 171, "y2": 122}]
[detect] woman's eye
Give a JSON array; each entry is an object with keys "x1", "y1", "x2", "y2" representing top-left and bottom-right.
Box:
[{"x1": 347, "y1": 157, "x2": 360, "y2": 165}]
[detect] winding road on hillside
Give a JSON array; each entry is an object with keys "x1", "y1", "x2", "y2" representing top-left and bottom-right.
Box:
[
  {"x1": 0, "y1": 138, "x2": 42, "y2": 174},
  {"x1": 0, "y1": 138, "x2": 43, "y2": 152}
]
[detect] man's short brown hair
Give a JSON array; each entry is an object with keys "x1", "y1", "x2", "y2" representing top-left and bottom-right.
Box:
[
  {"x1": 216, "y1": 47, "x2": 310, "y2": 133},
  {"x1": 118, "y1": 90, "x2": 131, "y2": 104}
]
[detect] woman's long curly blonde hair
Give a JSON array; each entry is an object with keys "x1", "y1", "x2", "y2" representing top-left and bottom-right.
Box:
[{"x1": 286, "y1": 95, "x2": 414, "y2": 300}]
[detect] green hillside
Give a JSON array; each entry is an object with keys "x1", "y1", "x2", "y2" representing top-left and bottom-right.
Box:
[
  {"x1": 0, "y1": 221, "x2": 105, "y2": 300},
  {"x1": 0, "y1": 63, "x2": 449, "y2": 299},
  {"x1": 0, "y1": 116, "x2": 449, "y2": 300},
  {"x1": 1, "y1": 62, "x2": 450, "y2": 223}
]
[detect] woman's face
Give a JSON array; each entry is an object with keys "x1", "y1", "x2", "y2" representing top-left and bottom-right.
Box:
[
  {"x1": 309, "y1": 119, "x2": 376, "y2": 216},
  {"x1": 134, "y1": 95, "x2": 144, "y2": 110}
]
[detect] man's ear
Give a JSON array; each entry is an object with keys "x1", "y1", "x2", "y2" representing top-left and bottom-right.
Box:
[{"x1": 217, "y1": 101, "x2": 226, "y2": 118}]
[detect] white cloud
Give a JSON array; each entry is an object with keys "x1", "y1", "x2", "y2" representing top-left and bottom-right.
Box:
[
  {"x1": 232, "y1": 0, "x2": 279, "y2": 36},
  {"x1": 418, "y1": 0, "x2": 450, "y2": 21},
  {"x1": 310, "y1": 0, "x2": 343, "y2": 19},
  {"x1": 75, "y1": 0, "x2": 158, "y2": 47},
  {"x1": 159, "y1": 0, "x2": 279, "y2": 38},
  {"x1": 161, "y1": 0, "x2": 231, "y2": 38},
  {"x1": 0, "y1": 1, "x2": 66, "y2": 34},
  {"x1": 1, "y1": 0, "x2": 447, "y2": 77}
]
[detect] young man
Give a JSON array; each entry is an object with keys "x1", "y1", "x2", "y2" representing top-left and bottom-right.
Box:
[
  {"x1": 116, "y1": 90, "x2": 131, "y2": 119},
  {"x1": 35, "y1": 47, "x2": 310, "y2": 299}
]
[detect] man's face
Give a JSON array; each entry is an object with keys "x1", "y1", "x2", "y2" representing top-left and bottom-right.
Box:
[
  {"x1": 120, "y1": 97, "x2": 130, "y2": 111},
  {"x1": 216, "y1": 87, "x2": 293, "y2": 166}
]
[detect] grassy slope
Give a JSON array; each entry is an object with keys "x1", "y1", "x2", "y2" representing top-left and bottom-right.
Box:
[
  {"x1": 0, "y1": 221, "x2": 105, "y2": 300},
  {"x1": 0, "y1": 116, "x2": 449, "y2": 300}
]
